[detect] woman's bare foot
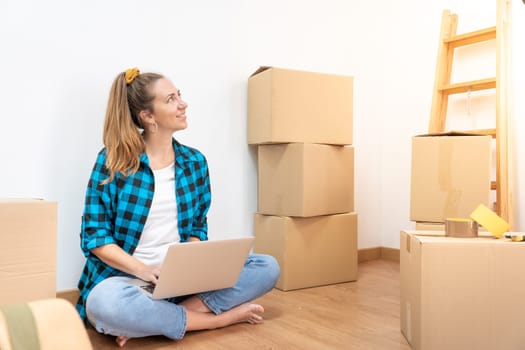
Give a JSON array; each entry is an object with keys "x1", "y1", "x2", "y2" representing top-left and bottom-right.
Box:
[
  {"x1": 186, "y1": 302, "x2": 265, "y2": 331},
  {"x1": 115, "y1": 335, "x2": 130, "y2": 347},
  {"x1": 220, "y1": 303, "x2": 265, "y2": 326},
  {"x1": 112, "y1": 303, "x2": 266, "y2": 345}
]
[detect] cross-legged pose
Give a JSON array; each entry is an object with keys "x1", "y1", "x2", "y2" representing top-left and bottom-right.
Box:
[{"x1": 76, "y1": 68, "x2": 280, "y2": 347}]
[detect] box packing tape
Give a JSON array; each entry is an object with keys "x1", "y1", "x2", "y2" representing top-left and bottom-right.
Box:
[
  {"x1": 504, "y1": 232, "x2": 525, "y2": 242},
  {"x1": 470, "y1": 204, "x2": 509, "y2": 238},
  {"x1": 445, "y1": 218, "x2": 478, "y2": 238}
]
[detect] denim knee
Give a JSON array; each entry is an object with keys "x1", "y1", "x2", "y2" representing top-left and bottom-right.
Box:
[
  {"x1": 86, "y1": 279, "x2": 138, "y2": 330},
  {"x1": 86, "y1": 277, "x2": 187, "y2": 339},
  {"x1": 255, "y1": 254, "x2": 281, "y2": 291}
]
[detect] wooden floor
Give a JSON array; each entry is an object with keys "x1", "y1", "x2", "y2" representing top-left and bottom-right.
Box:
[{"x1": 87, "y1": 259, "x2": 411, "y2": 349}]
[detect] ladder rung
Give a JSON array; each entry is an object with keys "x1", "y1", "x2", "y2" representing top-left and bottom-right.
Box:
[
  {"x1": 491, "y1": 181, "x2": 497, "y2": 191},
  {"x1": 444, "y1": 26, "x2": 496, "y2": 48},
  {"x1": 463, "y1": 128, "x2": 497, "y2": 138},
  {"x1": 439, "y1": 78, "x2": 496, "y2": 94}
]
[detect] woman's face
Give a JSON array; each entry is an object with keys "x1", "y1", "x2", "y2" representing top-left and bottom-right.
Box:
[{"x1": 149, "y1": 78, "x2": 188, "y2": 133}]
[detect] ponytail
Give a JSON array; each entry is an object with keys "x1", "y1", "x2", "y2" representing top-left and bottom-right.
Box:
[{"x1": 102, "y1": 70, "x2": 164, "y2": 184}]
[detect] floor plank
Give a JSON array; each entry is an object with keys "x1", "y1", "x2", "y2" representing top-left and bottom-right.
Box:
[{"x1": 87, "y1": 259, "x2": 410, "y2": 349}]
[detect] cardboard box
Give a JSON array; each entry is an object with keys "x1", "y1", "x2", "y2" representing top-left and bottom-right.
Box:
[
  {"x1": 410, "y1": 132, "x2": 491, "y2": 222},
  {"x1": 254, "y1": 212, "x2": 357, "y2": 291},
  {"x1": 400, "y1": 230, "x2": 525, "y2": 350},
  {"x1": 248, "y1": 66, "x2": 353, "y2": 145},
  {"x1": 414, "y1": 222, "x2": 445, "y2": 231},
  {"x1": 0, "y1": 199, "x2": 57, "y2": 305},
  {"x1": 258, "y1": 143, "x2": 354, "y2": 217}
]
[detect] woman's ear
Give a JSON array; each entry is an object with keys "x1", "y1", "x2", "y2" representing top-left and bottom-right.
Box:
[{"x1": 138, "y1": 110, "x2": 154, "y2": 126}]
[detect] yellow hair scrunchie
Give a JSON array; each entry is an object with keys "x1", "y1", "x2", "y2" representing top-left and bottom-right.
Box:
[{"x1": 125, "y1": 67, "x2": 140, "y2": 85}]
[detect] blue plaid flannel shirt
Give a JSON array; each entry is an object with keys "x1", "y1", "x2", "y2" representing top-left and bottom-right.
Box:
[{"x1": 75, "y1": 138, "x2": 211, "y2": 319}]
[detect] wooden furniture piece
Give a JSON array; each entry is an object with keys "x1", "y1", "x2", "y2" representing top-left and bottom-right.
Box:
[{"x1": 428, "y1": 0, "x2": 513, "y2": 227}]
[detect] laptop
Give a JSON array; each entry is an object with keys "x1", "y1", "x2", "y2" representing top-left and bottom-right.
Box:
[{"x1": 129, "y1": 237, "x2": 254, "y2": 299}]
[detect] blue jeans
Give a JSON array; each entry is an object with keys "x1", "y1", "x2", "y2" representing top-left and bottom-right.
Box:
[{"x1": 85, "y1": 254, "x2": 280, "y2": 340}]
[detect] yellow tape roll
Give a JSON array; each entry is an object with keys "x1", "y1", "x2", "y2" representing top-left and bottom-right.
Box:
[{"x1": 470, "y1": 204, "x2": 509, "y2": 238}]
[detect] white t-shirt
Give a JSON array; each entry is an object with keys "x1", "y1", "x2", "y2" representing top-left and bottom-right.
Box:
[{"x1": 132, "y1": 162, "x2": 180, "y2": 266}]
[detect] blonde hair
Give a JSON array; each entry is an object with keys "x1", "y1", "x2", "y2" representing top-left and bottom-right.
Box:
[{"x1": 102, "y1": 71, "x2": 164, "y2": 183}]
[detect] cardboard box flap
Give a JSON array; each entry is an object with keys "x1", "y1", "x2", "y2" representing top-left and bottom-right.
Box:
[
  {"x1": 0, "y1": 198, "x2": 45, "y2": 203},
  {"x1": 250, "y1": 66, "x2": 313, "y2": 77},
  {"x1": 250, "y1": 66, "x2": 272, "y2": 77},
  {"x1": 414, "y1": 131, "x2": 487, "y2": 137},
  {"x1": 250, "y1": 66, "x2": 348, "y2": 79}
]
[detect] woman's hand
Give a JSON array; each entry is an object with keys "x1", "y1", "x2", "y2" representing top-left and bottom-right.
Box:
[{"x1": 135, "y1": 264, "x2": 161, "y2": 284}]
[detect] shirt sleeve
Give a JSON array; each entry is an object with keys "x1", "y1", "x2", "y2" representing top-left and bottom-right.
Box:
[
  {"x1": 80, "y1": 152, "x2": 117, "y2": 257},
  {"x1": 189, "y1": 155, "x2": 211, "y2": 241}
]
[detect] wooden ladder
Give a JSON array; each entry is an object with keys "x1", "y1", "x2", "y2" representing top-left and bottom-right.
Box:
[{"x1": 427, "y1": 1, "x2": 513, "y2": 228}]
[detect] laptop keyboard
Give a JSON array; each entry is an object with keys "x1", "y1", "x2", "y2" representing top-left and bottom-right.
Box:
[{"x1": 140, "y1": 284, "x2": 155, "y2": 293}]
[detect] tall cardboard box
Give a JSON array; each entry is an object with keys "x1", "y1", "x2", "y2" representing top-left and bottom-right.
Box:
[
  {"x1": 410, "y1": 132, "x2": 491, "y2": 222},
  {"x1": 0, "y1": 199, "x2": 57, "y2": 305},
  {"x1": 258, "y1": 143, "x2": 354, "y2": 217},
  {"x1": 254, "y1": 212, "x2": 357, "y2": 291},
  {"x1": 248, "y1": 66, "x2": 353, "y2": 145},
  {"x1": 400, "y1": 230, "x2": 525, "y2": 350}
]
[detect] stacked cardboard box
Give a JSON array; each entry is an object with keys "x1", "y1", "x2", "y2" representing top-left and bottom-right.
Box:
[
  {"x1": 248, "y1": 66, "x2": 357, "y2": 291},
  {"x1": 410, "y1": 132, "x2": 492, "y2": 229},
  {"x1": 400, "y1": 230, "x2": 525, "y2": 349},
  {"x1": 405, "y1": 134, "x2": 506, "y2": 348},
  {"x1": 0, "y1": 199, "x2": 57, "y2": 305}
]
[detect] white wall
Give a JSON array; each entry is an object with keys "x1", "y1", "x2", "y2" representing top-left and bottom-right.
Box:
[
  {"x1": 512, "y1": 0, "x2": 525, "y2": 230},
  {"x1": 1, "y1": 0, "x2": 523, "y2": 290}
]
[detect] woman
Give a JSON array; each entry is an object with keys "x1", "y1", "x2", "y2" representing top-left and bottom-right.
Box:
[{"x1": 76, "y1": 68, "x2": 280, "y2": 347}]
